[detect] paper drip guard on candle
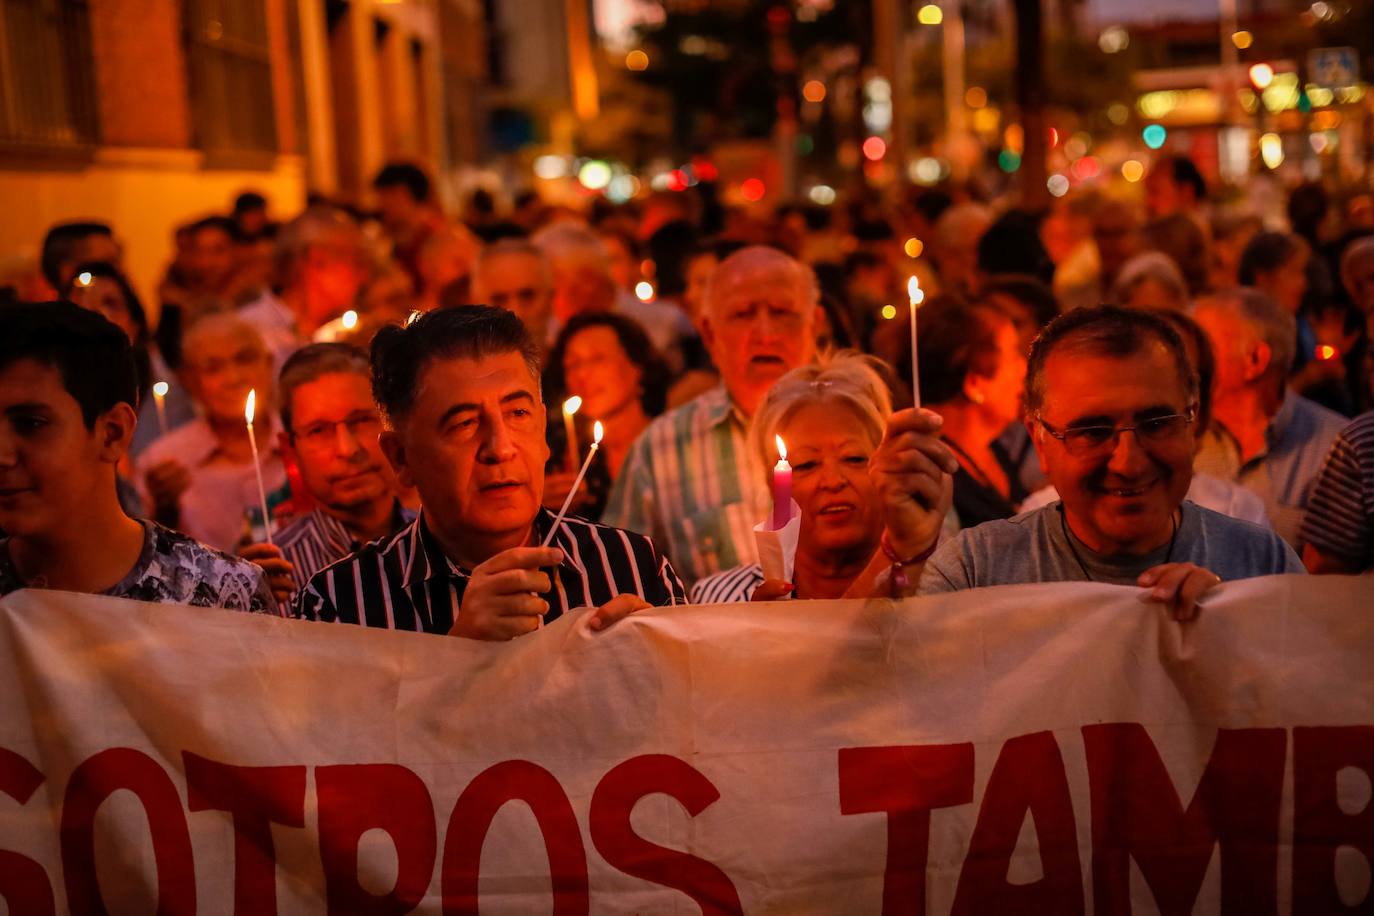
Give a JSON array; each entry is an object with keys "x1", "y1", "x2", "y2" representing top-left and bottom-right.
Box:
[{"x1": 541, "y1": 420, "x2": 603, "y2": 548}]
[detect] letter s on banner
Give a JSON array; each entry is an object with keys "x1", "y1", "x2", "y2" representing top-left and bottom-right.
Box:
[
  {"x1": 316, "y1": 764, "x2": 437, "y2": 915},
  {"x1": 441, "y1": 760, "x2": 589, "y2": 916},
  {"x1": 838, "y1": 743, "x2": 975, "y2": 916},
  {"x1": 60, "y1": 747, "x2": 197, "y2": 916},
  {"x1": 0, "y1": 748, "x2": 53, "y2": 916},
  {"x1": 184, "y1": 752, "x2": 307, "y2": 916},
  {"x1": 589, "y1": 754, "x2": 743, "y2": 915},
  {"x1": 1083, "y1": 723, "x2": 1287, "y2": 916}
]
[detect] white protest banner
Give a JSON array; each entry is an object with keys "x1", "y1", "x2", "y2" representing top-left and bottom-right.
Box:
[{"x1": 1, "y1": 574, "x2": 1372, "y2": 914}]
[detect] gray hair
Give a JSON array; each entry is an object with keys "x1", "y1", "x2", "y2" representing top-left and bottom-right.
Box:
[
  {"x1": 1110, "y1": 251, "x2": 1189, "y2": 310},
  {"x1": 1193, "y1": 288, "x2": 1297, "y2": 382},
  {"x1": 277, "y1": 342, "x2": 371, "y2": 434},
  {"x1": 530, "y1": 221, "x2": 611, "y2": 274},
  {"x1": 274, "y1": 206, "x2": 367, "y2": 287},
  {"x1": 704, "y1": 245, "x2": 819, "y2": 317},
  {"x1": 934, "y1": 203, "x2": 994, "y2": 250},
  {"x1": 747, "y1": 350, "x2": 892, "y2": 478}
]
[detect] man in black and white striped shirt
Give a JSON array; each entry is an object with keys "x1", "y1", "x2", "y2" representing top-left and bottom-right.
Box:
[
  {"x1": 1301, "y1": 410, "x2": 1374, "y2": 574},
  {"x1": 295, "y1": 306, "x2": 685, "y2": 637}
]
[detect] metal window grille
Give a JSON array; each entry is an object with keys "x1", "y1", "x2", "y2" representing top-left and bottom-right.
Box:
[
  {"x1": 184, "y1": 0, "x2": 277, "y2": 156},
  {"x1": 0, "y1": 0, "x2": 98, "y2": 149}
]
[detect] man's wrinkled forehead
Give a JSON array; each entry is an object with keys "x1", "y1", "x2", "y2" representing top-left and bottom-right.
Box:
[
  {"x1": 711, "y1": 259, "x2": 810, "y2": 309},
  {"x1": 1041, "y1": 337, "x2": 1188, "y2": 417},
  {"x1": 413, "y1": 350, "x2": 540, "y2": 406}
]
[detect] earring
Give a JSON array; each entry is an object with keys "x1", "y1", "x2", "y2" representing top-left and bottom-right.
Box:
[{"x1": 968, "y1": 391, "x2": 985, "y2": 405}]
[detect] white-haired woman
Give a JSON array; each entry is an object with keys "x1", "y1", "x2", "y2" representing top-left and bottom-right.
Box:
[{"x1": 690, "y1": 351, "x2": 958, "y2": 603}]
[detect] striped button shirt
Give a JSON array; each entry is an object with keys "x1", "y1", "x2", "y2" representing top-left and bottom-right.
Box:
[
  {"x1": 602, "y1": 386, "x2": 769, "y2": 587},
  {"x1": 274, "y1": 502, "x2": 417, "y2": 600},
  {"x1": 1194, "y1": 390, "x2": 1348, "y2": 548},
  {"x1": 690, "y1": 564, "x2": 767, "y2": 604},
  {"x1": 1300, "y1": 411, "x2": 1374, "y2": 568},
  {"x1": 294, "y1": 508, "x2": 686, "y2": 632}
]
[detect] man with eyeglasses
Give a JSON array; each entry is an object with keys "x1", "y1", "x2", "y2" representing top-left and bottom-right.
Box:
[
  {"x1": 899, "y1": 307, "x2": 1302, "y2": 619},
  {"x1": 135, "y1": 311, "x2": 287, "y2": 552},
  {"x1": 240, "y1": 343, "x2": 415, "y2": 605}
]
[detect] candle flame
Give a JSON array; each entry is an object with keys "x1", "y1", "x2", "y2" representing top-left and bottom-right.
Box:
[
  {"x1": 775, "y1": 435, "x2": 787, "y2": 461},
  {"x1": 76, "y1": 271, "x2": 93, "y2": 287},
  {"x1": 152, "y1": 381, "x2": 169, "y2": 398},
  {"x1": 245, "y1": 389, "x2": 256, "y2": 425},
  {"x1": 907, "y1": 275, "x2": 925, "y2": 305},
  {"x1": 1317, "y1": 344, "x2": 1338, "y2": 360},
  {"x1": 563, "y1": 395, "x2": 582, "y2": 416},
  {"x1": 341, "y1": 309, "x2": 358, "y2": 330},
  {"x1": 593, "y1": 420, "x2": 604, "y2": 443},
  {"x1": 406, "y1": 309, "x2": 422, "y2": 326}
]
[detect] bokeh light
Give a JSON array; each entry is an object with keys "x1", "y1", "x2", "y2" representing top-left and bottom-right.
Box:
[
  {"x1": 1120, "y1": 159, "x2": 1144, "y2": 182},
  {"x1": 904, "y1": 238, "x2": 924, "y2": 258},
  {"x1": 1142, "y1": 124, "x2": 1167, "y2": 149},
  {"x1": 803, "y1": 80, "x2": 827, "y2": 103},
  {"x1": 862, "y1": 136, "x2": 887, "y2": 161},
  {"x1": 917, "y1": 4, "x2": 943, "y2": 25},
  {"x1": 625, "y1": 49, "x2": 649, "y2": 71}
]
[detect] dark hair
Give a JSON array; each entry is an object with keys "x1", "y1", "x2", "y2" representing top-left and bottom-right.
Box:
[
  {"x1": 372, "y1": 162, "x2": 431, "y2": 202},
  {"x1": 1238, "y1": 231, "x2": 1303, "y2": 286},
  {"x1": 843, "y1": 250, "x2": 888, "y2": 278},
  {"x1": 917, "y1": 300, "x2": 1011, "y2": 404},
  {"x1": 1154, "y1": 309, "x2": 1215, "y2": 433},
  {"x1": 0, "y1": 301, "x2": 140, "y2": 427},
  {"x1": 1024, "y1": 306, "x2": 1197, "y2": 415},
  {"x1": 1144, "y1": 214, "x2": 1209, "y2": 296},
  {"x1": 978, "y1": 274, "x2": 1060, "y2": 333},
  {"x1": 977, "y1": 210, "x2": 1054, "y2": 285},
  {"x1": 234, "y1": 191, "x2": 267, "y2": 215},
  {"x1": 545, "y1": 312, "x2": 670, "y2": 416},
  {"x1": 186, "y1": 214, "x2": 243, "y2": 244},
  {"x1": 62, "y1": 261, "x2": 153, "y2": 397},
  {"x1": 278, "y1": 342, "x2": 372, "y2": 434},
  {"x1": 370, "y1": 305, "x2": 539, "y2": 421},
  {"x1": 40, "y1": 221, "x2": 113, "y2": 290},
  {"x1": 1166, "y1": 155, "x2": 1207, "y2": 203}
]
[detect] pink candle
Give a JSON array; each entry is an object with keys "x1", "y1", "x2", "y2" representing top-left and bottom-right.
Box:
[{"x1": 771, "y1": 435, "x2": 792, "y2": 529}]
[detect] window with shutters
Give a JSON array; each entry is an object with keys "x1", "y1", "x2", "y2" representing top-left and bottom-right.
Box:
[
  {"x1": 0, "y1": 0, "x2": 99, "y2": 151},
  {"x1": 184, "y1": 0, "x2": 277, "y2": 160}
]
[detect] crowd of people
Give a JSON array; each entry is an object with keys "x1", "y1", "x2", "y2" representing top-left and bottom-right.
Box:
[{"x1": 3, "y1": 155, "x2": 1373, "y2": 638}]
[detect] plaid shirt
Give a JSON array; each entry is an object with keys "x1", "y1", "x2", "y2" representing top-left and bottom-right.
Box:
[
  {"x1": 294, "y1": 508, "x2": 686, "y2": 633},
  {"x1": 602, "y1": 386, "x2": 769, "y2": 586}
]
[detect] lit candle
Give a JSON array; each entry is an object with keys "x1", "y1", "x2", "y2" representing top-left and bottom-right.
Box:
[
  {"x1": 341, "y1": 309, "x2": 358, "y2": 330},
  {"x1": 562, "y1": 396, "x2": 582, "y2": 471},
  {"x1": 244, "y1": 388, "x2": 274, "y2": 545},
  {"x1": 152, "y1": 380, "x2": 169, "y2": 435},
  {"x1": 771, "y1": 435, "x2": 792, "y2": 529},
  {"x1": 541, "y1": 420, "x2": 603, "y2": 547},
  {"x1": 907, "y1": 276, "x2": 925, "y2": 409}
]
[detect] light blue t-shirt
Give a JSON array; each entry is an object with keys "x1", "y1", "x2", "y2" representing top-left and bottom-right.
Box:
[{"x1": 919, "y1": 500, "x2": 1303, "y2": 593}]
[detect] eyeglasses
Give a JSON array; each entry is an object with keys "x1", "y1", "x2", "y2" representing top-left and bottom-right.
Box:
[
  {"x1": 1036, "y1": 408, "x2": 1196, "y2": 457},
  {"x1": 292, "y1": 411, "x2": 383, "y2": 450}
]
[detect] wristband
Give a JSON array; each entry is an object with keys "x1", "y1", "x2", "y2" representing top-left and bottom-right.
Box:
[{"x1": 881, "y1": 531, "x2": 938, "y2": 594}]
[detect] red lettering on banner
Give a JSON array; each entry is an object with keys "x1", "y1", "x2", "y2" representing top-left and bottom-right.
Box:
[
  {"x1": 441, "y1": 760, "x2": 589, "y2": 916},
  {"x1": 589, "y1": 754, "x2": 743, "y2": 915},
  {"x1": 1082, "y1": 723, "x2": 1286, "y2": 916},
  {"x1": 316, "y1": 764, "x2": 436, "y2": 915},
  {"x1": 950, "y1": 731, "x2": 1083, "y2": 914},
  {"x1": 1293, "y1": 725, "x2": 1374, "y2": 912},
  {"x1": 183, "y1": 752, "x2": 306, "y2": 915},
  {"x1": 0, "y1": 748, "x2": 54, "y2": 916},
  {"x1": 60, "y1": 747, "x2": 196, "y2": 916},
  {"x1": 837, "y1": 743, "x2": 975, "y2": 916}
]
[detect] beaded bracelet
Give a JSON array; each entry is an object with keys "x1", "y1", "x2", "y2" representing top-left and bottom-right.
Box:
[{"x1": 880, "y1": 532, "x2": 939, "y2": 594}]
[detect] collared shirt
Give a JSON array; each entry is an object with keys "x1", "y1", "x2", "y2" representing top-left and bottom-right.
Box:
[
  {"x1": 602, "y1": 385, "x2": 769, "y2": 586},
  {"x1": 691, "y1": 564, "x2": 766, "y2": 604},
  {"x1": 274, "y1": 502, "x2": 418, "y2": 600},
  {"x1": 134, "y1": 417, "x2": 289, "y2": 553},
  {"x1": 0, "y1": 520, "x2": 278, "y2": 613},
  {"x1": 1300, "y1": 411, "x2": 1374, "y2": 568},
  {"x1": 1194, "y1": 391, "x2": 1348, "y2": 547},
  {"x1": 294, "y1": 508, "x2": 686, "y2": 632}
]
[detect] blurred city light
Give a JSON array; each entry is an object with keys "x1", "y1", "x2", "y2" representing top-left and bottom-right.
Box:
[
  {"x1": 635, "y1": 281, "x2": 655, "y2": 302},
  {"x1": 917, "y1": 5, "x2": 943, "y2": 25},
  {"x1": 1260, "y1": 133, "x2": 1284, "y2": 169},
  {"x1": 881, "y1": 304, "x2": 898, "y2": 320},
  {"x1": 625, "y1": 49, "x2": 649, "y2": 71},
  {"x1": 1121, "y1": 159, "x2": 1145, "y2": 182},
  {"x1": 862, "y1": 136, "x2": 887, "y2": 161},
  {"x1": 1248, "y1": 63, "x2": 1275, "y2": 90},
  {"x1": 965, "y1": 87, "x2": 987, "y2": 109},
  {"x1": 533, "y1": 155, "x2": 568, "y2": 180},
  {"x1": 904, "y1": 238, "x2": 924, "y2": 258},
  {"x1": 998, "y1": 149, "x2": 1021, "y2": 172},
  {"x1": 1047, "y1": 174, "x2": 1070, "y2": 197},
  {"x1": 1231, "y1": 30, "x2": 1253, "y2": 50},
  {"x1": 578, "y1": 160, "x2": 612, "y2": 190},
  {"x1": 809, "y1": 184, "x2": 837, "y2": 205},
  {"x1": 1098, "y1": 26, "x2": 1129, "y2": 54},
  {"x1": 803, "y1": 80, "x2": 826, "y2": 103},
  {"x1": 1142, "y1": 124, "x2": 1167, "y2": 149},
  {"x1": 741, "y1": 178, "x2": 766, "y2": 201}
]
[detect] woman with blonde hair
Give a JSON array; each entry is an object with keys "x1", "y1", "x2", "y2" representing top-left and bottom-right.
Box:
[{"x1": 692, "y1": 350, "x2": 926, "y2": 603}]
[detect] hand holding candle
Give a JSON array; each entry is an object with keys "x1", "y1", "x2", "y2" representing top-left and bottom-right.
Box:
[
  {"x1": 562, "y1": 396, "x2": 582, "y2": 471},
  {"x1": 907, "y1": 276, "x2": 925, "y2": 409},
  {"x1": 542, "y1": 420, "x2": 603, "y2": 547},
  {"x1": 771, "y1": 435, "x2": 793, "y2": 529},
  {"x1": 244, "y1": 388, "x2": 274, "y2": 545},
  {"x1": 152, "y1": 380, "x2": 169, "y2": 435}
]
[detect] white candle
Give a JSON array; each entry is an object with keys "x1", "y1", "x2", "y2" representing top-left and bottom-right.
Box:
[
  {"x1": 907, "y1": 276, "x2": 925, "y2": 409},
  {"x1": 152, "y1": 380, "x2": 169, "y2": 435},
  {"x1": 541, "y1": 420, "x2": 603, "y2": 547},
  {"x1": 244, "y1": 388, "x2": 273, "y2": 545},
  {"x1": 562, "y1": 396, "x2": 582, "y2": 471}
]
